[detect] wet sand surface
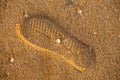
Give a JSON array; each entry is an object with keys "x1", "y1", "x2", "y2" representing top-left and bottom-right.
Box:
[{"x1": 0, "y1": 0, "x2": 120, "y2": 80}]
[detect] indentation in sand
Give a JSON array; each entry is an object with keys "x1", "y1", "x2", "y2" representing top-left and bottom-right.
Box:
[{"x1": 16, "y1": 15, "x2": 96, "y2": 72}]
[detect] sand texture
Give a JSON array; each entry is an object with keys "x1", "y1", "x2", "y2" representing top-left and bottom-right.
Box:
[{"x1": 0, "y1": 0, "x2": 120, "y2": 80}]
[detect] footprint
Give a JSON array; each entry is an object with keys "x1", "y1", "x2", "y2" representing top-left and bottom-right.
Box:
[{"x1": 16, "y1": 15, "x2": 96, "y2": 72}]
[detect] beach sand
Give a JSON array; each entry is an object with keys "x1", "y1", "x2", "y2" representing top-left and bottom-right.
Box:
[{"x1": 0, "y1": 0, "x2": 120, "y2": 80}]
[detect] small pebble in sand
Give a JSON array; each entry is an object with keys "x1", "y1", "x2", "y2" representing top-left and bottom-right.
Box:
[
  {"x1": 77, "y1": 7, "x2": 82, "y2": 14},
  {"x1": 24, "y1": 14, "x2": 29, "y2": 17},
  {"x1": 69, "y1": 0, "x2": 74, "y2": 4},
  {"x1": 10, "y1": 58, "x2": 14, "y2": 63},
  {"x1": 118, "y1": 35, "x2": 120, "y2": 38},
  {"x1": 24, "y1": 11, "x2": 29, "y2": 17},
  {"x1": 89, "y1": 46, "x2": 92, "y2": 51},
  {"x1": 93, "y1": 32, "x2": 97, "y2": 35},
  {"x1": 55, "y1": 39, "x2": 61, "y2": 44}
]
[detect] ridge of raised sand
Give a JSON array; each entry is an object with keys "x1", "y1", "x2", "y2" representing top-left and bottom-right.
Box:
[
  {"x1": 20, "y1": 15, "x2": 96, "y2": 68},
  {"x1": 16, "y1": 25, "x2": 85, "y2": 72}
]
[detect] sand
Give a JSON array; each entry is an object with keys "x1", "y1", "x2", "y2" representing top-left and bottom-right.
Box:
[{"x1": 0, "y1": 0, "x2": 120, "y2": 80}]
